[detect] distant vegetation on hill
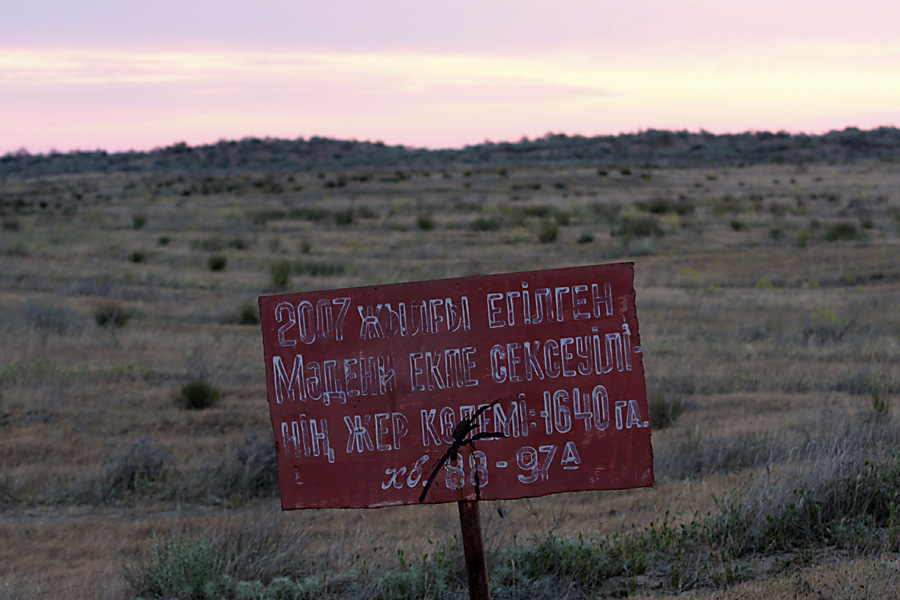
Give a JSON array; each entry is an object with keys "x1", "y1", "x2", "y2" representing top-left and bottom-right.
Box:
[{"x1": 2, "y1": 126, "x2": 899, "y2": 177}]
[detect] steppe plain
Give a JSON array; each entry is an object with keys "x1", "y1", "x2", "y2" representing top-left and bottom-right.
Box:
[{"x1": 1, "y1": 157, "x2": 899, "y2": 598}]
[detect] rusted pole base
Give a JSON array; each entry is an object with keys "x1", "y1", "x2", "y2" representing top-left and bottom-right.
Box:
[{"x1": 458, "y1": 500, "x2": 491, "y2": 600}]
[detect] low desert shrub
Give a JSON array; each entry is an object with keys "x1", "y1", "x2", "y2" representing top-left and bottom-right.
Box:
[
  {"x1": 228, "y1": 237, "x2": 248, "y2": 250},
  {"x1": 132, "y1": 214, "x2": 147, "y2": 230},
  {"x1": 270, "y1": 259, "x2": 292, "y2": 291},
  {"x1": 472, "y1": 216, "x2": 502, "y2": 231},
  {"x1": 537, "y1": 219, "x2": 559, "y2": 243},
  {"x1": 288, "y1": 208, "x2": 329, "y2": 222},
  {"x1": 177, "y1": 380, "x2": 221, "y2": 410},
  {"x1": 86, "y1": 438, "x2": 170, "y2": 503},
  {"x1": 128, "y1": 519, "x2": 312, "y2": 599},
  {"x1": 637, "y1": 197, "x2": 695, "y2": 216},
  {"x1": 93, "y1": 302, "x2": 132, "y2": 328},
  {"x1": 417, "y1": 214, "x2": 435, "y2": 230},
  {"x1": 195, "y1": 236, "x2": 225, "y2": 252},
  {"x1": 207, "y1": 254, "x2": 227, "y2": 272},
  {"x1": 825, "y1": 221, "x2": 861, "y2": 241},
  {"x1": 248, "y1": 209, "x2": 286, "y2": 226},
  {"x1": 1, "y1": 219, "x2": 21, "y2": 232},
  {"x1": 334, "y1": 207, "x2": 354, "y2": 225},
  {"x1": 239, "y1": 302, "x2": 260, "y2": 325},
  {"x1": 293, "y1": 261, "x2": 344, "y2": 277},
  {"x1": 648, "y1": 391, "x2": 685, "y2": 430},
  {"x1": 206, "y1": 434, "x2": 278, "y2": 501},
  {"x1": 614, "y1": 215, "x2": 664, "y2": 238},
  {"x1": 127, "y1": 532, "x2": 226, "y2": 600}
]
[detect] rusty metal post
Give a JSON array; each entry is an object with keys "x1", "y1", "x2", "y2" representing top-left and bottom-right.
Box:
[{"x1": 458, "y1": 500, "x2": 491, "y2": 600}]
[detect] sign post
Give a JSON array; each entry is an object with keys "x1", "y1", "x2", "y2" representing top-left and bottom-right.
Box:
[
  {"x1": 458, "y1": 500, "x2": 490, "y2": 600},
  {"x1": 258, "y1": 263, "x2": 653, "y2": 595}
]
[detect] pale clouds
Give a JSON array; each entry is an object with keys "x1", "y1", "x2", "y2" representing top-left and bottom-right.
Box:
[{"x1": 2, "y1": 0, "x2": 899, "y2": 153}]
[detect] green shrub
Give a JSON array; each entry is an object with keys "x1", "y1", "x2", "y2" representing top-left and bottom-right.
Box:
[
  {"x1": 177, "y1": 381, "x2": 221, "y2": 410},
  {"x1": 795, "y1": 229, "x2": 813, "y2": 248},
  {"x1": 132, "y1": 214, "x2": 147, "y2": 230},
  {"x1": 288, "y1": 208, "x2": 329, "y2": 222},
  {"x1": 235, "y1": 581, "x2": 265, "y2": 600},
  {"x1": 128, "y1": 250, "x2": 146, "y2": 263},
  {"x1": 472, "y1": 216, "x2": 502, "y2": 231},
  {"x1": 648, "y1": 391, "x2": 686, "y2": 429},
  {"x1": 577, "y1": 232, "x2": 595, "y2": 244},
  {"x1": 157, "y1": 235, "x2": 171, "y2": 246},
  {"x1": 521, "y1": 205, "x2": 552, "y2": 217},
  {"x1": 334, "y1": 207, "x2": 354, "y2": 225},
  {"x1": 228, "y1": 237, "x2": 248, "y2": 250},
  {"x1": 614, "y1": 215, "x2": 664, "y2": 238},
  {"x1": 249, "y1": 210, "x2": 287, "y2": 226},
  {"x1": 129, "y1": 520, "x2": 312, "y2": 599},
  {"x1": 417, "y1": 215, "x2": 435, "y2": 230},
  {"x1": 293, "y1": 261, "x2": 344, "y2": 277},
  {"x1": 239, "y1": 302, "x2": 260, "y2": 325},
  {"x1": 623, "y1": 237, "x2": 658, "y2": 256},
  {"x1": 94, "y1": 302, "x2": 132, "y2": 328},
  {"x1": 0, "y1": 469, "x2": 14, "y2": 506},
  {"x1": 270, "y1": 259, "x2": 292, "y2": 291},
  {"x1": 207, "y1": 254, "x2": 227, "y2": 272},
  {"x1": 825, "y1": 221, "x2": 861, "y2": 241},
  {"x1": 637, "y1": 198, "x2": 696, "y2": 216},
  {"x1": 1, "y1": 219, "x2": 21, "y2": 232},
  {"x1": 265, "y1": 576, "x2": 301, "y2": 599},
  {"x1": 127, "y1": 532, "x2": 226, "y2": 600},
  {"x1": 196, "y1": 236, "x2": 225, "y2": 252},
  {"x1": 356, "y1": 206, "x2": 378, "y2": 219},
  {"x1": 537, "y1": 219, "x2": 559, "y2": 243}
]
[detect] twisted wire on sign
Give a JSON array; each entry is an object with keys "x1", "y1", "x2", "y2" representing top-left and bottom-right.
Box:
[{"x1": 418, "y1": 398, "x2": 508, "y2": 503}]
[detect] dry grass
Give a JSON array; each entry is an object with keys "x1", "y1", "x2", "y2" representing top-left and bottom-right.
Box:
[{"x1": 1, "y1": 161, "x2": 899, "y2": 597}]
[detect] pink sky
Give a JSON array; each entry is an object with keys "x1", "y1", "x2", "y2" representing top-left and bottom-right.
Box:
[{"x1": 2, "y1": 0, "x2": 899, "y2": 154}]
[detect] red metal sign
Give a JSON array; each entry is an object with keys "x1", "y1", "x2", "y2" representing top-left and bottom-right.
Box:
[{"x1": 259, "y1": 263, "x2": 653, "y2": 510}]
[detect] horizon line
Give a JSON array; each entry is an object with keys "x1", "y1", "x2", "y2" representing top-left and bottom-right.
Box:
[{"x1": 6, "y1": 124, "x2": 895, "y2": 158}]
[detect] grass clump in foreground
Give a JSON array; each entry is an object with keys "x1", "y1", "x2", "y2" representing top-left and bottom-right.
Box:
[
  {"x1": 125, "y1": 418, "x2": 900, "y2": 598},
  {"x1": 127, "y1": 519, "x2": 316, "y2": 600}
]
